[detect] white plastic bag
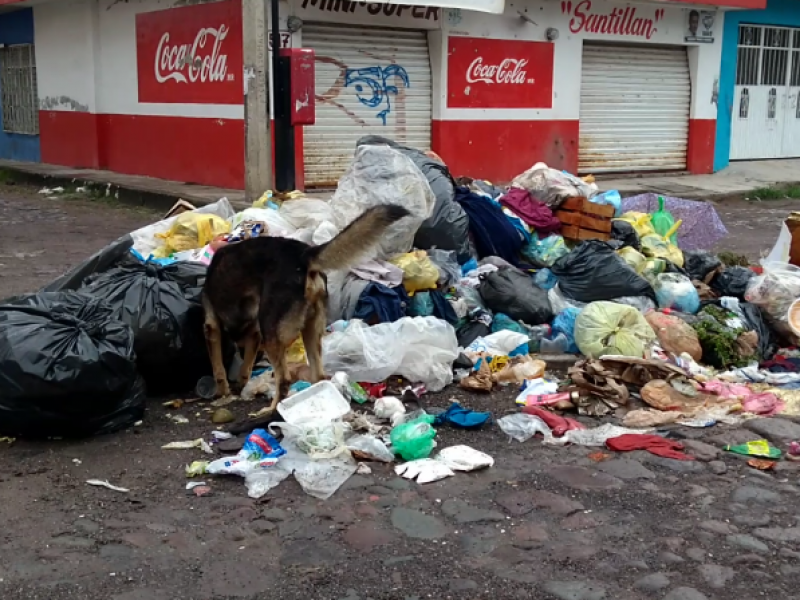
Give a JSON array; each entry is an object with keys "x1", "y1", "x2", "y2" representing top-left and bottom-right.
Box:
[
  {"x1": 322, "y1": 317, "x2": 458, "y2": 391},
  {"x1": 244, "y1": 466, "x2": 291, "y2": 499},
  {"x1": 395, "y1": 458, "x2": 454, "y2": 484},
  {"x1": 746, "y1": 261, "x2": 800, "y2": 337},
  {"x1": 346, "y1": 433, "x2": 395, "y2": 462},
  {"x1": 230, "y1": 207, "x2": 296, "y2": 238},
  {"x1": 374, "y1": 396, "x2": 406, "y2": 421},
  {"x1": 464, "y1": 330, "x2": 529, "y2": 355},
  {"x1": 328, "y1": 145, "x2": 435, "y2": 259},
  {"x1": 436, "y1": 445, "x2": 494, "y2": 471},
  {"x1": 542, "y1": 423, "x2": 651, "y2": 447},
  {"x1": 497, "y1": 413, "x2": 553, "y2": 442},
  {"x1": 271, "y1": 436, "x2": 357, "y2": 500},
  {"x1": 278, "y1": 198, "x2": 339, "y2": 244}
]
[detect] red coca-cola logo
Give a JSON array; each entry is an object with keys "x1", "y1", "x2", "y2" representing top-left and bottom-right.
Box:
[
  {"x1": 155, "y1": 26, "x2": 233, "y2": 84},
  {"x1": 466, "y1": 57, "x2": 534, "y2": 85}
]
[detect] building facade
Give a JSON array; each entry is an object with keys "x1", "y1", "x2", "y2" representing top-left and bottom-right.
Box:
[
  {"x1": 715, "y1": 0, "x2": 800, "y2": 170},
  {"x1": 0, "y1": 0, "x2": 767, "y2": 190}
]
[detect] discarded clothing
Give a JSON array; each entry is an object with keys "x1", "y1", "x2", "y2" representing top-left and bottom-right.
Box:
[
  {"x1": 522, "y1": 406, "x2": 585, "y2": 437},
  {"x1": 499, "y1": 188, "x2": 562, "y2": 234},
  {"x1": 455, "y1": 186, "x2": 524, "y2": 267},
  {"x1": 430, "y1": 289, "x2": 459, "y2": 324},
  {"x1": 350, "y1": 259, "x2": 404, "y2": 288},
  {"x1": 606, "y1": 434, "x2": 694, "y2": 461},
  {"x1": 353, "y1": 282, "x2": 409, "y2": 324},
  {"x1": 433, "y1": 402, "x2": 492, "y2": 428},
  {"x1": 762, "y1": 356, "x2": 800, "y2": 374}
]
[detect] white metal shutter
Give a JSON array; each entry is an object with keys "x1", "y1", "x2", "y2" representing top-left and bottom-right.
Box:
[
  {"x1": 302, "y1": 23, "x2": 432, "y2": 187},
  {"x1": 579, "y1": 44, "x2": 691, "y2": 174}
]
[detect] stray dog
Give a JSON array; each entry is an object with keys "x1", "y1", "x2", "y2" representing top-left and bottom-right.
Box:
[{"x1": 202, "y1": 204, "x2": 411, "y2": 418}]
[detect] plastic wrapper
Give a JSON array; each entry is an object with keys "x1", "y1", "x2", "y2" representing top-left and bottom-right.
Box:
[
  {"x1": 551, "y1": 240, "x2": 655, "y2": 303},
  {"x1": 322, "y1": 317, "x2": 459, "y2": 391},
  {"x1": 479, "y1": 268, "x2": 553, "y2": 325},
  {"x1": 654, "y1": 273, "x2": 700, "y2": 314},
  {"x1": 745, "y1": 261, "x2": 800, "y2": 338},
  {"x1": 551, "y1": 307, "x2": 581, "y2": 354},
  {"x1": 510, "y1": 162, "x2": 598, "y2": 207},
  {"x1": 153, "y1": 212, "x2": 231, "y2": 258},
  {"x1": 645, "y1": 311, "x2": 702, "y2": 361},
  {"x1": 427, "y1": 249, "x2": 462, "y2": 287},
  {"x1": 0, "y1": 292, "x2": 146, "y2": 438},
  {"x1": 521, "y1": 234, "x2": 570, "y2": 267},
  {"x1": 328, "y1": 145, "x2": 435, "y2": 259},
  {"x1": 390, "y1": 414, "x2": 437, "y2": 461},
  {"x1": 497, "y1": 413, "x2": 552, "y2": 442},
  {"x1": 575, "y1": 301, "x2": 656, "y2": 359},
  {"x1": 390, "y1": 251, "x2": 439, "y2": 295},
  {"x1": 395, "y1": 458, "x2": 454, "y2": 483},
  {"x1": 436, "y1": 445, "x2": 494, "y2": 471},
  {"x1": 80, "y1": 260, "x2": 215, "y2": 394},
  {"x1": 347, "y1": 433, "x2": 395, "y2": 462}
]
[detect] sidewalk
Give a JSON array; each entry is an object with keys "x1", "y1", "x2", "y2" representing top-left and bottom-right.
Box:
[{"x1": 1, "y1": 157, "x2": 799, "y2": 210}]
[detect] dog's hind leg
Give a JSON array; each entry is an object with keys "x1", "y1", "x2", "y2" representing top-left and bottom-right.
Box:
[
  {"x1": 249, "y1": 338, "x2": 288, "y2": 418},
  {"x1": 202, "y1": 295, "x2": 231, "y2": 398},
  {"x1": 302, "y1": 300, "x2": 326, "y2": 383},
  {"x1": 236, "y1": 326, "x2": 262, "y2": 393}
]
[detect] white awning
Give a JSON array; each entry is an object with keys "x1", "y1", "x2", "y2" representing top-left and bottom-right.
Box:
[{"x1": 367, "y1": 0, "x2": 505, "y2": 15}]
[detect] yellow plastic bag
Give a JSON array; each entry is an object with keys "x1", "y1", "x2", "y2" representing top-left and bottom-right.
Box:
[
  {"x1": 287, "y1": 337, "x2": 307, "y2": 364},
  {"x1": 574, "y1": 301, "x2": 656, "y2": 359},
  {"x1": 389, "y1": 250, "x2": 439, "y2": 295},
  {"x1": 640, "y1": 234, "x2": 684, "y2": 268},
  {"x1": 617, "y1": 247, "x2": 647, "y2": 274},
  {"x1": 615, "y1": 212, "x2": 656, "y2": 238},
  {"x1": 155, "y1": 213, "x2": 231, "y2": 257}
]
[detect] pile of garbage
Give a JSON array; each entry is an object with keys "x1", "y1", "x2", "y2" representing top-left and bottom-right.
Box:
[{"x1": 4, "y1": 134, "x2": 800, "y2": 498}]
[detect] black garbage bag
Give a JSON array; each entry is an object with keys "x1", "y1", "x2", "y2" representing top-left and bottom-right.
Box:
[
  {"x1": 357, "y1": 135, "x2": 474, "y2": 263},
  {"x1": 0, "y1": 292, "x2": 145, "y2": 438},
  {"x1": 710, "y1": 266, "x2": 754, "y2": 300},
  {"x1": 610, "y1": 221, "x2": 640, "y2": 251},
  {"x1": 456, "y1": 320, "x2": 490, "y2": 348},
  {"x1": 684, "y1": 250, "x2": 723, "y2": 282},
  {"x1": 40, "y1": 234, "x2": 134, "y2": 292},
  {"x1": 741, "y1": 301, "x2": 778, "y2": 361},
  {"x1": 479, "y1": 268, "x2": 553, "y2": 325},
  {"x1": 551, "y1": 240, "x2": 655, "y2": 303},
  {"x1": 80, "y1": 261, "x2": 213, "y2": 394}
]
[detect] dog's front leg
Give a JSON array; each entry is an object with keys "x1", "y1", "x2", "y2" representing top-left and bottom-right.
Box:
[{"x1": 202, "y1": 298, "x2": 231, "y2": 398}]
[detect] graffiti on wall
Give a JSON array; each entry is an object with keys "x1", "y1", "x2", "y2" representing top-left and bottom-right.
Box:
[
  {"x1": 315, "y1": 54, "x2": 410, "y2": 135},
  {"x1": 344, "y1": 65, "x2": 410, "y2": 125}
]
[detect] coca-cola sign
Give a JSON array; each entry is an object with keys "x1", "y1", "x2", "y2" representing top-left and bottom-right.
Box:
[
  {"x1": 136, "y1": 0, "x2": 242, "y2": 105},
  {"x1": 448, "y1": 37, "x2": 553, "y2": 109}
]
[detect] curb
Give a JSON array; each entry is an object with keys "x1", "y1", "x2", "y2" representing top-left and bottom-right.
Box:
[{"x1": 0, "y1": 164, "x2": 249, "y2": 213}]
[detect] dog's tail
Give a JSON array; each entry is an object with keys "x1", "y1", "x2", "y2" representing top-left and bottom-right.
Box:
[{"x1": 305, "y1": 204, "x2": 411, "y2": 272}]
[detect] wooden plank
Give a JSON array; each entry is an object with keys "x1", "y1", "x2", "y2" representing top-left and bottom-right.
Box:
[
  {"x1": 582, "y1": 202, "x2": 615, "y2": 218},
  {"x1": 561, "y1": 224, "x2": 580, "y2": 239},
  {"x1": 555, "y1": 211, "x2": 583, "y2": 226},
  {"x1": 579, "y1": 214, "x2": 613, "y2": 233},
  {"x1": 560, "y1": 196, "x2": 588, "y2": 211}
]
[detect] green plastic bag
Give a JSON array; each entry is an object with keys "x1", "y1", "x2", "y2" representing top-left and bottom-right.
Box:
[
  {"x1": 725, "y1": 439, "x2": 781, "y2": 459},
  {"x1": 574, "y1": 301, "x2": 656, "y2": 358},
  {"x1": 651, "y1": 196, "x2": 678, "y2": 245},
  {"x1": 390, "y1": 414, "x2": 436, "y2": 461}
]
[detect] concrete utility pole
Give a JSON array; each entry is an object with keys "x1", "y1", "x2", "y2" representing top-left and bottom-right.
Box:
[{"x1": 242, "y1": 0, "x2": 272, "y2": 201}]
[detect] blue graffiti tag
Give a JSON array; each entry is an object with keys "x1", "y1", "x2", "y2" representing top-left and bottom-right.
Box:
[{"x1": 344, "y1": 64, "x2": 410, "y2": 125}]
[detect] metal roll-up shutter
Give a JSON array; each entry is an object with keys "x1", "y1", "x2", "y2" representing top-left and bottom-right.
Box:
[
  {"x1": 302, "y1": 23, "x2": 432, "y2": 187},
  {"x1": 579, "y1": 43, "x2": 691, "y2": 174}
]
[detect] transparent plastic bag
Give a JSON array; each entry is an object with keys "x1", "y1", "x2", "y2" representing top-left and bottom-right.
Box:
[
  {"x1": 654, "y1": 273, "x2": 700, "y2": 314},
  {"x1": 390, "y1": 251, "x2": 439, "y2": 295},
  {"x1": 231, "y1": 207, "x2": 296, "y2": 239},
  {"x1": 328, "y1": 145, "x2": 435, "y2": 259},
  {"x1": 427, "y1": 249, "x2": 462, "y2": 287},
  {"x1": 390, "y1": 414, "x2": 437, "y2": 460},
  {"x1": 154, "y1": 212, "x2": 231, "y2": 257},
  {"x1": 244, "y1": 466, "x2": 292, "y2": 499},
  {"x1": 575, "y1": 301, "x2": 656, "y2": 358},
  {"x1": 322, "y1": 317, "x2": 458, "y2": 390},
  {"x1": 497, "y1": 413, "x2": 552, "y2": 442},
  {"x1": 347, "y1": 433, "x2": 395, "y2": 462},
  {"x1": 521, "y1": 234, "x2": 570, "y2": 267},
  {"x1": 270, "y1": 421, "x2": 350, "y2": 460},
  {"x1": 746, "y1": 261, "x2": 800, "y2": 336}
]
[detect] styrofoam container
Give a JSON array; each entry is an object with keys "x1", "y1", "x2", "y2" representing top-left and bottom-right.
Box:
[
  {"x1": 788, "y1": 298, "x2": 800, "y2": 339},
  {"x1": 276, "y1": 380, "x2": 350, "y2": 425}
]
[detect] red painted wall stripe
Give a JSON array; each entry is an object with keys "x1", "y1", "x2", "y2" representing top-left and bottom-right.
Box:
[
  {"x1": 687, "y1": 118, "x2": 716, "y2": 175},
  {"x1": 432, "y1": 119, "x2": 579, "y2": 183}
]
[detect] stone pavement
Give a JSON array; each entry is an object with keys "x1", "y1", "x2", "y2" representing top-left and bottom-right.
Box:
[{"x1": 1, "y1": 157, "x2": 799, "y2": 211}]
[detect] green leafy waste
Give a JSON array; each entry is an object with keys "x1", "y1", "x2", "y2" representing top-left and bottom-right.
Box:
[{"x1": 691, "y1": 304, "x2": 752, "y2": 369}]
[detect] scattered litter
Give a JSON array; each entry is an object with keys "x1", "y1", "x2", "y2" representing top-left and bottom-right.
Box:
[
  {"x1": 356, "y1": 463, "x2": 372, "y2": 475},
  {"x1": 436, "y1": 445, "x2": 494, "y2": 471},
  {"x1": 211, "y1": 408, "x2": 235, "y2": 424},
  {"x1": 395, "y1": 458, "x2": 455, "y2": 484},
  {"x1": 497, "y1": 413, "x2": 553, "y2": 443},
  {"x1": 167, "y1": 414, "x2": 189, "y2": 424},
  {"x1": 186, "y1": 481, "x2": 207, "y2": 490},
  {"x1": 162, "y1": 439, "x2": 214, "y2": 454},
  {"x1": 86, "y1": 479, "x2": 129, "y2": 493},
  {"x1": 390, "y1": 414, "x2": 437, "y2": 460},
  {"x1": 747, "y1": 458, "x2": 776, "y2": 470},
  {"x1": 725, "y1": 439, "x2": 781, "y2": 459}
]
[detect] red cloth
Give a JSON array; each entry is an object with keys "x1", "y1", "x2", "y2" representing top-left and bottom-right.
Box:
[
  {"x1": 606, "y1": 434, "x2": 694, "y2": 461},
  {"x1": 499, "y1": 188, "x2": 562, "y2": 234},
  {"x1": 522, "y1": 406, "x2": 585, "y2": 437}
]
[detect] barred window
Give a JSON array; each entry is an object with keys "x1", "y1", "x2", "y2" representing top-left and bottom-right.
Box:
[{"x1": 0, "y1": 44, "x2": 39, "y2": 135}]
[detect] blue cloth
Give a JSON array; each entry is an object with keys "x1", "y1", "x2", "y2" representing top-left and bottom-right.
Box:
[
  {"x1": 430, "y1": 290, "x2": 459, "y2": 324},
  {"x1": 353, "y1": 282, "x2": 408, "y2": 324},
  {"x1": 433, "y1": 402, "x2": 492, "y2": 428},
  {"x1": 454, "y1": 186, "x2": 524, "y2": 266}
]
